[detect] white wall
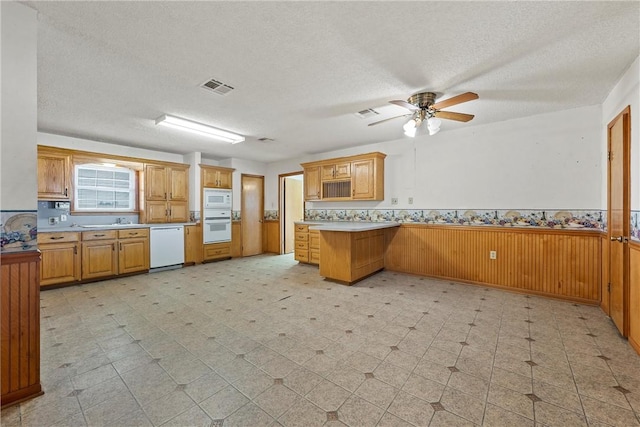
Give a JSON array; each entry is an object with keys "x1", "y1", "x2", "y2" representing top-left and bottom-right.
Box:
[
  {"x1": 602, "y1": 56, "x2": 639, "y2": 210},
  {"x1": 38, "y1": 133, "x2": 185, "y2": 164},
  {"x1": 265, "y1": 104, "x2": 604, "y2": 211},
  {"x1": 1, "y1": 2, "x2": 38, "y2": 211},
  {"x1": 228, "y1": 158, "x2": 267, "y2": 211}
]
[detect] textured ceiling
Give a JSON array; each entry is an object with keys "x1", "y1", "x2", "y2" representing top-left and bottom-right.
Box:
[{"x1": 24, "y1": 1, "x2": 640, "y2": 162}]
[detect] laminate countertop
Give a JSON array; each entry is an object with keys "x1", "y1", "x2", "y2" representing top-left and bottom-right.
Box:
[{"x1": 307, "y1": 222, "x2": 400, "y2": 232}]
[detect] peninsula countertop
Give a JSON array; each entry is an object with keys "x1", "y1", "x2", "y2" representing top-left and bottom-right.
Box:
[{"x1": 305, "y1": 221, "x2": 400, "y2": 232}]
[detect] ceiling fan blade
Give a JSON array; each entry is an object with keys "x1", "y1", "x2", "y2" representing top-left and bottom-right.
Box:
[
  {"x1": 431, "y1": 92, "x2": 478, "y2": 110},
  {"x1": 434, "y1": 111, "x2": 475, "y2": 122},
  {"x1": 368, "y1": 114, "x2": 411, "y2": 126},
  {"x1": 389, "y1": 100, "x2": 419, "y2": 111}
]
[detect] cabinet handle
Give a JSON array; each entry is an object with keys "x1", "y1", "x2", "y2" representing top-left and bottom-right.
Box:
[
  {"x1": 170, "y1": 193, "x2": 172, "y2": 199},
  {"x1": 352, "y1": 189, "x2": 355, "y2": 196},
  {"x1": 164, "y1": 193, "x2": 167, "y2": 199},
  {"x1": 112, "y1": 243, "x2": 115, "y2": 251},
  {"x1": 50, "y1": 236, "x2": 64, "y2": 240},
  {"x1": 186, "y1": 228, "x2": 189, "y2": 235},
  {"x1": 128, "y1": 232, "x2": 137, "y2": 236},
  {"x1": 120, "y1": 242, "x2": 122, "y2": 250},
  {"x1": 169, "y1": 208, "x2": 172, "y2": 216},
  {"x1": 94, "y1": 234, "x2": 105, "y2": 237},
  {"x1": 74, "y1": 246, "x2": 77, "y2": 254},
  {"x1": 64, "y1": 188, "x2": 68, "y2": 197}
]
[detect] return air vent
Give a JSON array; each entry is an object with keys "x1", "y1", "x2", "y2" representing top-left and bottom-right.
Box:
[
  {"x1": 201, "y1": 78, "x2": 234, "y2": 96},
  {"x1": 355, "y1": 108, "x2": 380, "y2": 119}
]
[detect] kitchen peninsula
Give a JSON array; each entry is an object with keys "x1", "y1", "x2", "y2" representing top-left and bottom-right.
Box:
[{"x1": 308, "y1": 222, "x2": 400, "y2": 284}]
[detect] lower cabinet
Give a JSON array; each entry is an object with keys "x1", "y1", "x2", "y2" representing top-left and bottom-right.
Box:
[
  {"x1": 294, "y1": 224, "x2": 320, "y2": 265},
  {"x1": 39, "y1": 228, "x2": 150, "y2": 286},
  {"x1": 118, "y1": 229, "x2": 150, "y2": 274},
  {"x1": 81, "y1": 231, "x2": 118, "y2": 280},
  {"x1": 184, "y1": 225, "x2": 202, "y2": 264},
  {"x1": 203, "y1": 242, "x2": 231, "y2": 261},
  {"x1": 38, "y1": 232, "x2": 81, "y2": 287}
]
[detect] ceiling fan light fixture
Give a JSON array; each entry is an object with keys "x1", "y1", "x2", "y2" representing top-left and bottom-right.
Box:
[
  {"x1": 155, "y1": 114, "x2": 245, "y2": 144},
  {"x1": 427, "y1": 117, "x2": 441, "y2": 135}
]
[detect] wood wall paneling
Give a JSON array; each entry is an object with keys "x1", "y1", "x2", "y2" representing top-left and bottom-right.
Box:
[
  {"x1": 384, "y1": 225, "x2": 601, "y2": 303},
  {"x1": 629, "y1": 242, "x2": 640, "y2": 354},
  {"x1": 1, "y1": 251, "x2": 43, "y2": 408}
]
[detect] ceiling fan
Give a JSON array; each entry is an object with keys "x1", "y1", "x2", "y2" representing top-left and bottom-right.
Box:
[{"x1": 369, "y1": 91, "x2": 479, "y2": 137}]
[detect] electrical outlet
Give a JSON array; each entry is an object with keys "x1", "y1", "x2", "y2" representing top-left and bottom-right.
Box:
[
  {"x1": 48, "y1": 217, "x2": 59, "y2": 225},
  {"x1": 391, "y1": 197, "x2": 398, "y2": 205},
  {"x1": 490, "y1": 250, "x2": 497, "y2": 260},
  {"x1": 408, "y1": 197, "x2": 413, "y2": 205},
  {"x1": 60, "y1": 214, "x2": 67, "y2": 221}
]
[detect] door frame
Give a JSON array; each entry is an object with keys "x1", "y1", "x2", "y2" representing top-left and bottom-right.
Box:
[
  {"x1": 279, "y1": 171, "x2": 304, "y2": 254},
  {"x1": 606, "y1": 105, "x2": 631, "y2": 336},
  {"x1": 241, "y1": 174, "x2": 265, "y2": 257}
]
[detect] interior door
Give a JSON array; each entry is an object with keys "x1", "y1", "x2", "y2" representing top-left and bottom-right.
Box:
[
  {"x1": 283, "y1": 176, "x2": 304, "y2": 253},
  {"x1": 608, "y1": 106, "x2": 630, "y2": 336},
  {"x1": 242, "y1": 174, "x2": 264, "y2": 256}
]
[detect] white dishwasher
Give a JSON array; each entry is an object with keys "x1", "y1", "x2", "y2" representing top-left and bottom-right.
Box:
[{"x1": 150, "y1": 226, "x2": 185, "y2": 270}]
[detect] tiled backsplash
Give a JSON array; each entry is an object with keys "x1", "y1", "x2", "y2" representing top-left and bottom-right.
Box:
[
  {"x1": 633, "y1": 210, "x2": 640, "y2": 241},
  {"x1": 305, "y1": 208, "x2": 607, "y2": 231}
]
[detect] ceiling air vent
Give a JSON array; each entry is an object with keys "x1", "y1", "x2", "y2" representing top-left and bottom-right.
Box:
[
  {"x1": 201, "y1": 78, "x2": 234, "y2": 96},
  {"x1": 355, "y1": 108, "x2": 379, "y2": 119}
]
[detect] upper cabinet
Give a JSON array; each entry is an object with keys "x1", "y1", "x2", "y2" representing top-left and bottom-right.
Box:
[
  {"x1": 38, "y1": 149, "x2": 71, "y2": 200},
  {"x1": 202, "y1": 165, "x2": 233, "y2": 189},
  {"x1": 301, "y1": 152, "x2": 385, "y2": 201},
  {"x1": 143, "y1": 163, "x2": 190, "y2": 223}
]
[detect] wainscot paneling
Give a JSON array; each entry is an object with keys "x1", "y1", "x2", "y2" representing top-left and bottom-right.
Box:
[
  {"x1": 385, "y1": 224, "x2": 601, "y2": 304},
  {"x1": 1, "y1": 251, "x2": 43, "y2": 408},
  {"x1": 629, "y1": 241, "x2": 640, "y2": 354}
]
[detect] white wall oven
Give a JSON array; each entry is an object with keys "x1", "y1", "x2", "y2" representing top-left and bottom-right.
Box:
[{"x1": 203, "y1": 188, "x2": 232, "y2": 244}]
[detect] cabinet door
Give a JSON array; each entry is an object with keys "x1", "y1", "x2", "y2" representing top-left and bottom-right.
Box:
[
  {"x1": 321, "y1": 165, "x2": 336, "y2": 180},
  {"x1": 38, "y1": 153, "x2": 70, "y2": 199},
  {"x1": 40, "y1": 243, "x2": 80, "y2": 286},
  {"x1": 82, "y1": 240, "x2": 118, "y2": 279},
  {"x1": 334, "y1": 162, "x2": 351, "y2": 179},
  {"x1": 304, "y1": 166, "x2": 321, "y2": 201},
  {"x1": 352, "y1": 159, "x2": 375, "y2": 199},
  {"x1": 119, "y1": 238, "x2": 149, "y2": 274},
  {"x1": 146, "y1": 201, "x2": 169, "y2": 223},
  {"x1": 168, "y1": 201, "x2": 189, "y2": 222},
  {"x1": 184, "y1": 225, "x2": 202, "y2": 264},
  {"x1": 217, "y1": 170, "x2": 232, "y2": 189},
  {"x1": 168, "y1": 167, "x2": 188, "y2": 201},
  {"x1": 202, "y1": 168, "x2": 219, "y2": 188},
  {"x1": 145, "y1": 165, "x2": 168, "y2": 200}
]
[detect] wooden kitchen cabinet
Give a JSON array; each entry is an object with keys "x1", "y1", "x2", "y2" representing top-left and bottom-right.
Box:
[
  {"x1": 304, "y1": 166, "x2": 322, "y2": 201},
  {"x1": 321, "y1": 162, "x2": 351, "y2": 180},
  {"x1": 81, "y1": 230, "x2": 118, "y2": 280},
  {"x1": 203, "y1": 242, "x2": 231, "y2": 261},
  {"x1": 184, "y1": 225, "x2": 202, "y2": 264},
  {"x1": 294, "y1": 224, "x2": 320, "y2": 265},
  {"x1": 117, "y1": 228, "x2": 149, "y2": 274},
  {"x1": 301, "y1": 152, "x2": 385, "y2": 201},
  {"x1": 201, "y1": 165, "x2": 233, "y2": 189},
  {"x1": 38, "y1": 232, "x2": 80, "y2": 286},
  {"x1": 37, "y1": 150, "x2": 71, "y2": 200},
  {"x1": 143, "y1": 163, "x2": 189, "y2": 223}
]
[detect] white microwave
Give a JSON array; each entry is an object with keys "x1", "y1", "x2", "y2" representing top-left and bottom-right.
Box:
[{"x1": 203, "y1": 188, "x2": 232, "y2": 209}]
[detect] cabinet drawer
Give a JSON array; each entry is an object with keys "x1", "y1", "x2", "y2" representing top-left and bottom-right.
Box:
[
  {"x1": 204, "y1": 243, "x2": 231, "y2": 259},
  {"x1": 295, "y1": 225, "x2": 309, "y2": 232},
  {"x1": 295, "y1": 240, "x2": 309, "y2": 250},
  {"x1": 38, "y1": 232, "x2": 79, "y2": 244},
  {"x1": 82, "y1": 230, "x2": 117, "y2": 241},
  {"x1": 118, "y1": 228, "x2": 149, "y2": 239},
  {"x1": 295, "y1": 233, "x2": 308, "y2": 241},
  {"x1": 295, "y1": 250, "x2": 309, "y2": 262}
]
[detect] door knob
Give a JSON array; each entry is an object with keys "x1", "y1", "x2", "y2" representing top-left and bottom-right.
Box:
[{"x1": 610, "y1": 236, "x2": 628, "y2": 242}]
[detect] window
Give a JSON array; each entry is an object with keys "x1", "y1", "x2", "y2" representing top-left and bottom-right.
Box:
[{"x1": 74, "y1": 164, "x2": 136, "y2": 211}]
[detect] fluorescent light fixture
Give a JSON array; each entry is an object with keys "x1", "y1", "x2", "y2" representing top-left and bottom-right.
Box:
[{"x1": 155, "y1": 114, "x2": 244, "y2": 144}]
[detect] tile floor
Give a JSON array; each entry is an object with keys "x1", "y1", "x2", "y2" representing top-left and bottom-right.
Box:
[{"x1": 2, "y1": 254, "x2": 640, "y2": 426}]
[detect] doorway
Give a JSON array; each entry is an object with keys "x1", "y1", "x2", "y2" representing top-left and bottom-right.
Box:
[
  {"x1": 607, "y1": 106, "x2": 631, "y2": 336},
  {"x1": 280, "y1": 172, "x2": 304, "y2": 254},
  {"x1": 241, "y1": 174, "x2": 264, "y2": 257}
]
